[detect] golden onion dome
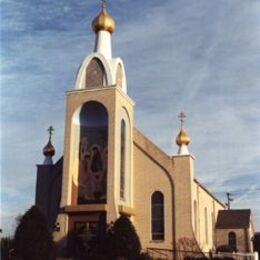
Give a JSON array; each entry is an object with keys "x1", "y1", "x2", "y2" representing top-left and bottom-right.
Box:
[
  {"x1": 176, "y1": 128, "x2": 190, "y2": 146},
  {"x1": 43, "y1": 140, "x2": 55, "y2": 157},
  {"x1": 92, "y1": 8, "x2": 115, "y2": 34}
]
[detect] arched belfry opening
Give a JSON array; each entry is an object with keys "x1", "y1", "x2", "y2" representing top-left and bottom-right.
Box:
[
  {"x1": 77, "y1": 101, "x2": 108, "y2": 204},
  {"x1": 85, "y1": 58, "x2": 107, "y2": 88}
]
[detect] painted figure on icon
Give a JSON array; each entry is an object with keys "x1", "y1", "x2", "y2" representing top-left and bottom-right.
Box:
[
  {"x1": 77, "y1": 101, "x2": 108, "y2": 204},
  {"x1": 78, "y1": 140, "x2": 107, "y2": 203}
]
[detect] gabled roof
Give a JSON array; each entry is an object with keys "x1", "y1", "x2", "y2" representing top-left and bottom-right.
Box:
[
  {"x1": 216, "y1": 209, "x2": 251, "y2": 229},
  {"x1": 194, "y1": 179, "x2": 224, "y2": 208}
]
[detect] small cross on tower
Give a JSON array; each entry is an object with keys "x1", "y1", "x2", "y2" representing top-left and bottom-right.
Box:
[
  {"x1": 47, "y1": 126, "x2": 54, "y2": 141},
  {"x1": 178, "y1": 112, "x2": 186, "y2": 128},
  {"x1": 101, "y1": 0, "x2": 106, "y2": 9}
]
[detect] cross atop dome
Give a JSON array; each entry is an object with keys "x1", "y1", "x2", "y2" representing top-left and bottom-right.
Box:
[
  {"x1": 43, "y1": 125, "x2": 55, "y2": 165},
  {"x1": 178, "y1": 112, "x2": 186, "y2": 128},
  {"x1": 47, "y1": 126, "x2": 54, "y2": 141},
  {"x1": 101, "y1": 0, "x2": 106, "y2": 10}
]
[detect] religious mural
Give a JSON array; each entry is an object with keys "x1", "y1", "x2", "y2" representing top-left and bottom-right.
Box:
[{"x1": 77, "y1": 102, "x2": 108, "y2": 204}]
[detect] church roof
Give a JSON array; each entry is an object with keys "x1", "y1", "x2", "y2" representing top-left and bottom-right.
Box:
[
  {"x1": 216, "y1": 209, "x2": 251, "y2": 229},
  {"x1": 194, "y1": 179, "x2": 224, "y2": 207}
]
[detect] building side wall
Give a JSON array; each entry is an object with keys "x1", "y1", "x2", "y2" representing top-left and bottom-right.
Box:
[
  {"x1": 133, "y1": 143, "x2": 173, "y2": 250},
  {"x1": 172, "y1": 155, "x2": 195, "y2": 245},
  {"x1": 216, "y1": 228, "x2": 249, "y2": 252},
  {"x1": 192, "y1": 181, "x2": 224, "y2": 252}
]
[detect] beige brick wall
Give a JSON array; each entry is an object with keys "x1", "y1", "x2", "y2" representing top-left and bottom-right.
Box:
[
  {"x1": 216, "y1": 228, "x2": 248, "y2": 252},
  {"x1": 172, "y1": 155, "x2": 195, "y2": 243},
  {"x1": 192, "y1": 181, "x2": 224, "y2": 251},
  {"x1": 133, "y1": 131, "x2": 225, "y2": 253},
  {"x1": 133, "y1": 130, "x2": 173, "y2": 250},
  {"x1": 216, "y1": 224, "x2": 254, "y2": 253}
]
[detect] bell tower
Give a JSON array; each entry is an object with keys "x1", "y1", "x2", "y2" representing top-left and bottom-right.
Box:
[{"x1": 54, "y1": 2, "x2": 135, "y2": 255}]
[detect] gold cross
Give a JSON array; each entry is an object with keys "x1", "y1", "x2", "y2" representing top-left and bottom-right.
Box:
[
  {"x1": 101, "y1": 0, "x2": 106, "y2": 9},
  {"x1": 178, "y1": 112, "x2": 186, "y2": 128},
  {"x1": 47, "y1": 126, "x2": 54, "y2": 140}
]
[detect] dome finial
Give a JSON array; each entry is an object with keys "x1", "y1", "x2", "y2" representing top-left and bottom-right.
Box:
[
  {"x1": 42, "y1": 126, "x2": 55, "y2": 164},
  {"x1": 175, "y1": 112, "x2": 190, "y2": 155},
  {"x1": 92, "y1": 0, "x2": 115, "y2": 34}
]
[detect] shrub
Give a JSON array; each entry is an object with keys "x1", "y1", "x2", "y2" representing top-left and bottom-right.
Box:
[
  {"x1": 1, "y1": 236, "x2": 13, "y2": 260},
  {"x1": 216, "y1": 245, "x2": 235, "y2": 253},
  {"x1": 13, "y1": 206, "x2": 55, "y2": 260},
  {"x1": 104, "y1": 215, "x2": 142, "y2": 260}
]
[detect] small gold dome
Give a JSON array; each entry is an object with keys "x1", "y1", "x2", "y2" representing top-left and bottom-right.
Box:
[
  {"x1": 176, "y1": 128, "x2": 190, "y2": 146},
  {"x1": 92, "y1": 8, "x2": 115, "y2": 34},
  {"x1": 43, "y1": 140, "x2": 55, "y2": 157}
]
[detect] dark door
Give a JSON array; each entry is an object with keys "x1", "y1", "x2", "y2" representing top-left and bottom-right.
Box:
[{"x1": 67, "y1": 213, "x2": 106, "y2": 258}]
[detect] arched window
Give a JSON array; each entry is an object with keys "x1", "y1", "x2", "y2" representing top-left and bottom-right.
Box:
[
  {"x1": 85, "y1": 58, "x2": 107, "y2": 88},
  {"x1": 120, "y1": 120, "x2": 126, "y2": 199},
  {"x1": 211, "y1": 211, "x2": 215, "y2": 244},
  {"x1": 205, "y1": 207, "x2": 208, "y2": 244},
  {"x1": 194, "y1": 200, "x2": 197, "y2": 236},
  {"x1": 228, "y1": 231, "x2": 237, "y2": 250},
  {"x1": 77, "y1": 101, "x2": 108, "y2": 204},
  {"x1": 151, "y1": 191, "x2": 164, "y2": 240}
]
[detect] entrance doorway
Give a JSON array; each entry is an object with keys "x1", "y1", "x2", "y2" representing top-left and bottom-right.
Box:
[
  {"x1": 67, "y1": 212, "x2": 106, "y2": 258},
  {"x1": 73, "y1": 221, "x2": 99, "y2": 257}
]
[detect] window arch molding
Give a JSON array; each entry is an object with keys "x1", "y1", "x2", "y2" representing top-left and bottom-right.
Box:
[
  {"x1": 75, "y1": 53, "x2": 113, "y2": 89},
  {"x1": 113, "y1": 60, "x2": 127, "y2": 93},
  {"x1": 151, "y1": 191, "x2": 165, "y2": 241}
]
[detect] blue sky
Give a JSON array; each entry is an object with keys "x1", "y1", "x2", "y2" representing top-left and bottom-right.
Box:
[{"x1": 1, "y1": 0, "x2": 260, "y2": 236}]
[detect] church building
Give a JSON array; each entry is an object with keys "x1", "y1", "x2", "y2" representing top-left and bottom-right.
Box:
[{"x1": 35, "y1": 3, "x2": 255, "y2": 258}]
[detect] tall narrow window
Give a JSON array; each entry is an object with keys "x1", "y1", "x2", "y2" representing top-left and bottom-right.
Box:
[
  {"x1": 194, "y1": 201, "x2": 197, "y2": 236},
  {"x1": 120, "y1": 120, "x2": 126, "y2": 199},
  {"x1": 211, "y1": 211, "x2": 215, "y2": 244},
  {"x1": 151, "y1": 191, "x2": 164, "y2": 240},
  {"x1": 205, "y1": 207, "x2": 208, "y2": 244},
  {"x1": 228, "y1": 232, "x2": 237, "y2": 250}
]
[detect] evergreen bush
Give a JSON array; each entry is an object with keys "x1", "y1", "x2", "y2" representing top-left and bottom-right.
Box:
[
  {"x1": 13, "y1": 206, "x2": 55, "y2": 260},
  {"x1": 104, "y1": 215, "x2": 142, "y2": 260}
]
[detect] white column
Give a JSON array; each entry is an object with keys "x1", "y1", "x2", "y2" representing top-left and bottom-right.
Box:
[
  {"x1": 177, "y1": 144, "x2": 189, "y2": 155},
  {"x1": 94, "y1": 30, "x2": 112, "y2": 59}
]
